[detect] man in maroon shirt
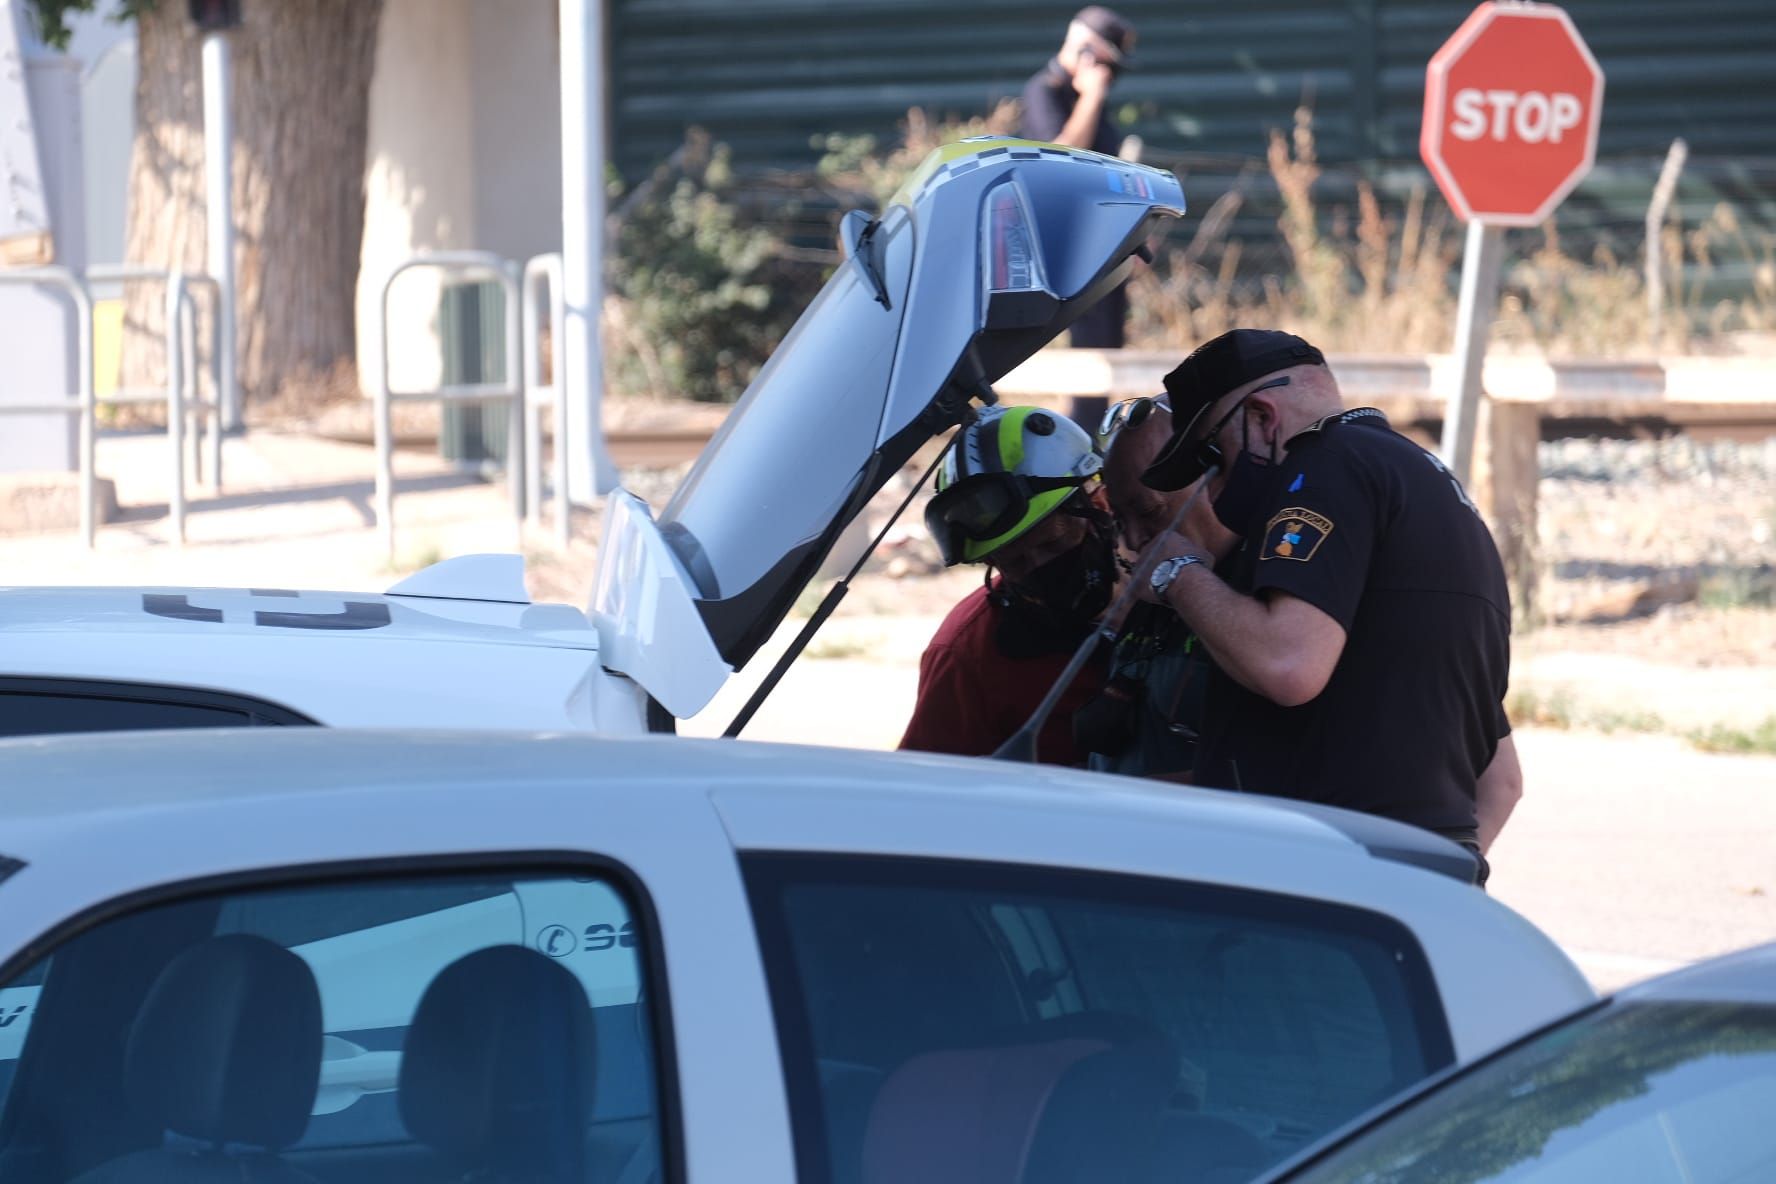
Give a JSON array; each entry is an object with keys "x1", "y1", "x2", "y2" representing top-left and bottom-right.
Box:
[{"x1": 899, "y1": 406, "x2": 1116, "y2": 764}]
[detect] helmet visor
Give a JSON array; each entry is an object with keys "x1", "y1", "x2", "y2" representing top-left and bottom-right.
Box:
[{"x1": 924, "y1": 472, "x2": 1089, "y2": 566}]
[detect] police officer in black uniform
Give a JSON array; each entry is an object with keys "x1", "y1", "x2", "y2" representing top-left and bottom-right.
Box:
[{"x1": 1129, "y1": 330, "x2": 1523, "y2": 884}]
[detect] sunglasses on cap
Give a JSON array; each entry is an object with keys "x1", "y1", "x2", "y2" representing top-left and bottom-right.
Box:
[
  {"x1": 1096, "y1": 393, "x2": 1170, "y2": 451},
  {"x1": 1168, "y1": 374, "x2": 1292, "y2": 487},
  {"x1": 924, "y1": 471, "x2": 1092, "y2": 567}
]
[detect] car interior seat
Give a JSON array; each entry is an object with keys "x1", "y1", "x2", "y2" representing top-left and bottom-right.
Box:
[
  {"x1": 858, "y1": 1014, "x2": 1176, "y2": 1184},
  {"x1": 398, "y1": 945, "x2": 595, "y2": 1184},
  {"x1": 67, "y1": 934, "x2": 325, "y2": 1184}
]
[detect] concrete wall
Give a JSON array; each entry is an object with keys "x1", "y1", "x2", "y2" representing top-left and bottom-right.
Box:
[
  {"x1": 357, "y1": 0, "x2": 562, "y2": 397},
  {"x1": 356, "y1": 0, "x2": 477, "y2": 397},
  {"x1": 79, "y1": 38, "x2": 134, "y2": 272},
  {"x1": 468, "y1": 0, "x2": 561, "y2": 266},
  {"x1": 0, "y1": 3, "x2": 86, "y2": 474},
  {"x1": 65, "y1": 1, "x2": 134, "y2": 273}
]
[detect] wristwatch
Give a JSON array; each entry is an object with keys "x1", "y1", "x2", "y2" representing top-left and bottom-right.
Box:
[{"x1": 1149, "y1": 554, "x2": 1204, "y2": 600}]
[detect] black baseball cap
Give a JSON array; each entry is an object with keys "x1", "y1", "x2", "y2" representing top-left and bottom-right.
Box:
[
  {"x1": 1074, "y1": 6, "x2": 1137, "y2": 63},
  {"x1": 1140, "y1": 329, "x2": 1326, "y2": 490}
]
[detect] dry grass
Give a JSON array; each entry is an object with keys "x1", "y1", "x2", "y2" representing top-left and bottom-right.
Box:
[
  {"x1": 1130, "y1": 107, "x2": 1460, "y2": 354},
  {"x1": 1129, "y1": 106, "x2": 1776, "y2": 358}
]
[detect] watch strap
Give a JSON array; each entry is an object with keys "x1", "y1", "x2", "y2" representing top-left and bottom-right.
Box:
[{"x1": 1151, "y1": 553, "x2": 1204, "y2": 599}]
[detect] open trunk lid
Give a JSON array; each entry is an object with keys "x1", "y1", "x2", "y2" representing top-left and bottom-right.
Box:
[{"x1": 592, "y1": 139, "x2": 1186, "y2": 719}]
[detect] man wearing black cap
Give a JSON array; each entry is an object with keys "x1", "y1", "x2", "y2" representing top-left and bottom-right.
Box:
[
  {"x1": 1021, "y1": 6, "x2": 1138, "y2": 354},
  {"x1": 1130, "y1": 329, "x2": 1523, "y2": 881}
]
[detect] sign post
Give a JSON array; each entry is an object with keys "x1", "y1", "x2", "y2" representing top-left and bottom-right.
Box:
[
  {"x1": 191, "y1": 0, "x2": 242, "y2": 433},
  {"x1": 1421, "y1": 1, "x2": 1604, "y2": 484}
]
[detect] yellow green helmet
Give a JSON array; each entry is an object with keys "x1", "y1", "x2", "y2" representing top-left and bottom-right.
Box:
[{"x1": 925, "y1": 406, "x2": 1104, "y2": 566}]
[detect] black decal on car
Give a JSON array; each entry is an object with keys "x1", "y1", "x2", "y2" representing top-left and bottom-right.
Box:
[
  {"x1": 142, "y1": 594, "x2": 224, "y2": 623},
  {"x1": 253, "y1": 602, "x2": 392, "y2": 631}
]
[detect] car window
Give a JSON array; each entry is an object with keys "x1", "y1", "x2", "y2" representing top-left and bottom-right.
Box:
[
  {"x1": 1283, "y1": 1000, "x2": 1776, "y2": 1184},
  {"x1": 0, "y1": 868, "x2": 663, "y2": 1182},
  {"x1": 745, "y1": 855, "x2": 1450, "y2": 1184},
  {"x1": 0, "y1": 679, "x2": 315, "y2": 736}
]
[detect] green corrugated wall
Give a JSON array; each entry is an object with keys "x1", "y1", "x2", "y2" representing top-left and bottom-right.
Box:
[{"x1": 610, "y1": 0, "x2": 1776, "y2": 225}]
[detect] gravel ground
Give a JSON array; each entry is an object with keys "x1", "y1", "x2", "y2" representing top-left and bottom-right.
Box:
[{"x1": 1537, "y1": 435, "x2": 1776, "y2": 627}]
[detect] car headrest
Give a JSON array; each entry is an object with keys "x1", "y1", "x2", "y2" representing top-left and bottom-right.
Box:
[
  {"x1": 861, "y1": 1028, "x2": 1174, "y2": 1184},
  {"x1": 861, "y1": 1039, "x2": 1105, "y2": 1184},
  {"x1": 125, "y1": 934, "x2": 323, "y2": 1149},
  {"x1": 398, "y1": 946, "x2": 594, "y2": 1180}
]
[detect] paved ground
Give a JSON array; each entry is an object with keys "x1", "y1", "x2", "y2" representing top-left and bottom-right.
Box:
[
  {"x1": 1, "y1": 430, "x2": 540, "y2": 589},
  {"x1": 7, "y1": 428, "x2": 1775, "y2": 995}
]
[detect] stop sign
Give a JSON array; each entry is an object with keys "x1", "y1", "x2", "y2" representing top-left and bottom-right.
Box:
[{"x1": 1421, "y1": 2, "x2": 1604, "y2": 226}]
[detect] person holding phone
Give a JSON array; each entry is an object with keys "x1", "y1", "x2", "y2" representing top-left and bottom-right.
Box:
[
  {"x1": 1020, "y1": 7, "x2": 1140, "y2": 422},
  {"x1": 1020, "y1": 6, "x2": 1137, "y2": 162}
]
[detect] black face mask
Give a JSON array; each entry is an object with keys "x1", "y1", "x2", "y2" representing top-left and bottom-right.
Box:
[
  {"x1": 992, "y1": 514, "x2": 1119, "y2": 659},
  {"x1": 1212, "y1": 449, "x2": 1284, "y2": 535},
  {"x1": 1211, "y1": 413, "x2": 1284, "y2": 536}
]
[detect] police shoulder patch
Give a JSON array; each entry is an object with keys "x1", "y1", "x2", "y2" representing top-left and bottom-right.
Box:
[{"x1": 1261, "y1": 507, "x2": 1334, "y2": 562}]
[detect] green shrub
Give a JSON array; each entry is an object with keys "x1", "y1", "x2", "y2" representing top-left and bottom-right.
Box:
[{"x1": 606, "y1": 132, "x2": 804, "y2": 403}]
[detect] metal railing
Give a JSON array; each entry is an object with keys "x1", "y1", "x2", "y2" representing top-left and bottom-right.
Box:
[
  {"x1": 0, "y1": 265, "x2": 223, "y2": 546},
  {"x1": 86, "y1": 265, "x2": 225, "y2": 544},
  {"x1": 521, "y1": 252, "x2": 570, "y2": 548},
  {"x1": 376, "y1": 251, "x2": 523, "y2": 557}
]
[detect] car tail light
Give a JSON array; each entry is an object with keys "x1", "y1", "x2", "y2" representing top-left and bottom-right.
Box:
[
  {"x1": 984, "y1": 182, "x2": 1044, "y2": 294},
  {"x1": 980, "y1": 181, "x2": 1057, "y2": 330}
]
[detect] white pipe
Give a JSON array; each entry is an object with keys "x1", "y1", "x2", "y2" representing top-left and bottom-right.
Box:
[
  {"x1": 551, "y1": 257, "x2": 569, "y2": 547},
  {"x1": 202, "y1": 33, "x2": 239, "y2": 433},
  {"x1": 165, "y1": 273, "x2": 187, "y2": 545},
  {"x1": 521, "y1": 254, "x2": 549, "y2": 528},
  {"x1": 501, "y1": 259, "x2": 524, "y2": 520},
  {"x1": 521, "y1": 252, "x2": 571, "y2": 545},
  {"x1": 559, "y1": 0, "x2": 617, "y2": 503},
  {"x1": 73, "y1": 273, "x2": 93, "y2": 548}
]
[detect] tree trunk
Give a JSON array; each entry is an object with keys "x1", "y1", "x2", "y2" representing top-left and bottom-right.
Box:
[{"x1": 121, "y1": 0, "x2": 383, "y2": 405}]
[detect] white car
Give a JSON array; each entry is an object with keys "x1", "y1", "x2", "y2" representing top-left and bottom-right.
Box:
[
  {"x1": 0, "y1": 139, "x2": 1188, "y2": 738},
  {"x1": 0, "y1": 729, "x2": 1592, "y2": 1184},
  {"x1": 0, "y1": 556, "x2": 649, "y2": 733}
]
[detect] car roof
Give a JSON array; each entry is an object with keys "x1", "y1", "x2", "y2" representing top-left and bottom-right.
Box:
[
  {"x1": 1616, "y1": 940, "x2": 1776, "y2": 1005},
  {"x1": 0, "y1": 726, "x2": 1270, "y2": 821},
  {"x1": 0, "y1": 727, "x2": 1433, "y2": 873}
]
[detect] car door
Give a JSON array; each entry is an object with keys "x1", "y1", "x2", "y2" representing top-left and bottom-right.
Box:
[{"x1": 0, "y1": 859, "x2": 671, "y2": 1184}]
